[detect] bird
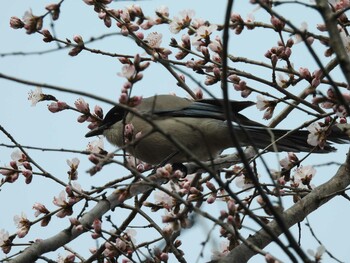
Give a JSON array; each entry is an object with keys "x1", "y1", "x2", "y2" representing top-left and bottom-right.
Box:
[{"x1": 85, "y1": 94, "x2": 349, "y2": 165}]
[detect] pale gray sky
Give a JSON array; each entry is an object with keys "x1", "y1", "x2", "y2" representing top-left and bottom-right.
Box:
[{"x1": 1, "y1": 1, "x2": 349, "y2": 262}]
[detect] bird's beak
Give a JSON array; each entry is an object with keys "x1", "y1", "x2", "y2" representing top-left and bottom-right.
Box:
[{"x1": 85, "y1": 124, "x2": 107, "y2": 138}]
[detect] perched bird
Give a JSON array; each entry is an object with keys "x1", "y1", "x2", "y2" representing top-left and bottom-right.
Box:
[{"x1": 85, "y1": 95, "x2": 349, "y2": 165}]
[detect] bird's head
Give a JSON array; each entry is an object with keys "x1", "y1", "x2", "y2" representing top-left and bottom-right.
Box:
[{"x1": 85, "y1": 105, "x2": 126, "y2": 138}]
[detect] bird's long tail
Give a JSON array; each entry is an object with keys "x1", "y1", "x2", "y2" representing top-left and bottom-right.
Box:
[{"x1": 235, "y1": 124, "x2": 349, "y2": 153}]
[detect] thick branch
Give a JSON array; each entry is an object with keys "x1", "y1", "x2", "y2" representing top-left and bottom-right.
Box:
[
  {"x1": 9, "y1": 174, "x2": 166, "y2": 263},
  {"x1": 9, "y1": 148, "x2": 255, "y2": 263},
  {"x1": 316, "y1": 0, "x2": 350, "y2": 115},
  {"x1": 218, "y1": 149, "x2": 350, "y2": 263},
  {"x1": 316, "y1": 0, "x2": 350, "y2": 85}
]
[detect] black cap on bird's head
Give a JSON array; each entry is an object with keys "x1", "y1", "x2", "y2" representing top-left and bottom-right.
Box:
[{"x1": 85, "y1": 105, "x2": 126, "y2": 138}]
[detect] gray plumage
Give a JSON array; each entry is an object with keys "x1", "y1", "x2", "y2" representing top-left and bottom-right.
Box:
[{"x1": 85, "y1": 95, "x2": 349, "y2": 165}]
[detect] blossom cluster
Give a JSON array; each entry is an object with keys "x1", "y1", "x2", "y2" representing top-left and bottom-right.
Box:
[
  {"x1": 0, "y1": 150, "x2": 33, "y2": 184},
  {"x1": 6, "y1": 0, "x2": 350, "y2": 261}
]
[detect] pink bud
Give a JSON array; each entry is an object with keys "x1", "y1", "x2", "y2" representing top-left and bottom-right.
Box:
[
  {"x1": 316, "y1": 24, "x2": 327, "y2": 32},
  {"x1": 77, "y1": 115, "x2": 88, "y2": 123},
  {"x1": 88, "y1": 154, "x2": 100, "y2": 164},
  {"x1": 306, "y1": 36, "x2": 314, "y2": 45},
  {"x1": 92, "y1": 219, "x2": 102, "y2": 233},
  {"x1": 68, "y1": 46, "x2": 83, "y2": 56},
  {"x1": 104, "y1": 16, "x2": 112, "y2": 28},
  {"x1": 201, "y1": 46, "x2": 209, "y2": 58},
  {"x1": 206, "y1": 181, "x2": 216, "y2": 192},
  {"x1": 227, "y1": 199, "x2": 236, "y2": 213},
  {"x1": 10, "y1": 16, "x2": 25, "y2": 29},
  {"x1": 228, "y1": 74, "x2": 240, "y2": 83},
  {"x1": 340, "y1": 117, "x2": 347, "y2": 123},
  {"x1": 119, "y1": 93, "x2": 128, "y2": 104},
  {"x1": 23, "y1": 161, "x2": 32, "y2": 170},
  {"x1": 213, "y1": 67, "x2": 221, "y2": 78},
  {"x1": 160, "y1": 252, "x2": 169, "y2": 261},
  {"x1": 94, "y1": 105, "x2": 103, "y2": 118},
  {"x1": 42, "y1": 29, "x2": 53, "y2": 42},
  {"x1": 270, "y1": 16, "x2": 285, "y2": 31},
  {"x1": 181, "y1": 34, "x2": 191, "y2": 48},
  {"x1": 75, "y1": 224, "x2": 84, "y2": 232},
  {"x1": 83, "y1": 0, "x2": 95, "y2": 5},
  {"x1": 230, "y1": 12, "x2": 242, "y2": 23},
  {"x1": 189, "y1": 187, "x2": 200, "y2": 194},
  {"x1": 271, "y1": 54, "x2": 278, "y2": 67},
  {"x1": 211, "y1": 53, "x2": 221, "y2": 63},
  {"x1": 135, "y1": 31, "x2": 144, "y2": 39},
  {"x1": 327, "y1": 88, "x2": 335, "y2": 98},
  {"x1": 311, "y1": 78, "x2": 320, "y2": 88},
  {"x1": 264, "y1": 50, "x2": 272, "y2": 59},
  {"x1": 73, "y1": 35, "x2": 84, "y2": 45},
  {"x1": 75, "y1": 98, "x2": 90, "y2": 113},
  {"x1": 121, "y1": 25, "x2": 129, "y2": 36},
  {"x1": 299, "y1": 67, "x2": 311, "y2": 80},
  {"x1": 91, "y1": 232, "x2": 101, "y2": 239},
  {"x1": 220, "y1": 210, "x2": 228, "y2": 218},
  {"x1": 286, "y1": 38, "x2": 294, "y2": 48},
  {"x1": 178, "y1": 74, "x2": 185, "y2": 82},
  {"x1": 139, "y1": 61, "x2": 150, "y2": 70},
  {"x1": 135, "y1": 72, "x2": 143, "y2": 81},
  {"x1": 207, "y1": 195, "x2": 216, "y2": 204},
  {"x1": 284, "y1": 47, "x2": 292, "y2": 58},
  {"x1": 118, "y1": 57, "x2": 131, "y2": 64},
  {"x1": 194, "y1": 88, "x2": 203, "y2": 99}
]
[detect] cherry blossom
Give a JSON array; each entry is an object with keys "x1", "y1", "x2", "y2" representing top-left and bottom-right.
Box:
[
  {"x1": 10, "y1": 149, "x2": 27, "y2": 166},
  {"x1": 53, "y1": 191, "x2": 73, "y2": 218},
  {"x1": 0, "y1": 164, "x2": 19, "y2": 183},
  {"x1": 67, "y1": 158, "x2": 80, "y2": 180},
  {"x1": 154, "y1": 182, "x2": 179, "y2": 211},
  {"x1": 145, "y1": 32, "x2": 162, "y2": 48},
  {"x1": 22, "y1": 9, "x2": 42, "y2": 34},
  {"x1": 87, "y1": 138, "x2": 105, "y2": 153},
  {"x1": 256, "y1": 95, "x2": 276, "y2": 120},
  {"x1": 118, "y1": 64, "x2": 136, "y2": 81},
  {"x1": 211, "y1": 241, "x2": 230, "y2": 261},
  {"x1": 13, "y1": 212, "x2": 31, "y2": 238},
  {"x1": 75, "y1": 97, "x2": 90, "y2": 113},
  {"x1": 28, "y1": 87, "x2": 45, "y2": 106},
  {"x1": 306, "y1": 122, "x2": 328, "y2": 148},
  {"x1": 169, "y1": 9, "x2": 195, "y2": 34},
  {"x1": 192, "y1": 25, "x2": 218, "y2": 49},
  {"x1": 292, "y1": 165, "x2": 316, "y2": 189},
  {"x1": 155, "y1": 5, "x2": 169, "y2": 19},
  {"x1": 235, "y1": 174, "x2": 255, "y2": 190},
  {"x1": 279, "y1": 152, "x2": 299, "y2": 170},
  {"x1": 57, "y1": 253, "x2": 75, "y2": 263},
  {"x1": 307, "y1": 245, "x2": 325, "y2": 262},
  {"x1": 144, "y1": 32, "x2": 172, "y2": 59},
  {"x1": 0, "y1": 229, "x2": 11, "y2": 254},
  {"x1": 48, "y1": 101, "x2": 68, "y2": 113},
  {"x1": 32, "y1": 203, "x2": 50, "y2": 217},
  {"x1": 294, "y1": 22, "x2": 314, "y2": 44}
]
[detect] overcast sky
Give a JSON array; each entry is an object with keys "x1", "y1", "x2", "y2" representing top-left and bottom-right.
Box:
[{"x1": 1, "y1": 1, "x2": 350, "y2": 262}]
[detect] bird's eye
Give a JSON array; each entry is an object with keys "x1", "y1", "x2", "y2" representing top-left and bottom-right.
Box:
[{"x1": 102, "y1": 106, "x2": 125, "y2": 126}]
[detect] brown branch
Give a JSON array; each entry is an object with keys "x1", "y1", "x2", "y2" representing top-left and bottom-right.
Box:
[
  {"x1": 316, "y1": 0, "x2": 350, "y2": 116},
  {"x1": 268, "y1": 58, "x2": 338, "y2": 128},
  {"x1": 218, "y1": 148, "x2": 350, "y2": 263}
]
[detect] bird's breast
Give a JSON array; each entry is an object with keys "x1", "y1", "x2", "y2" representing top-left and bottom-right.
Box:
[{"x1": 104, "y1": 116, "x2": 231, "y2": 165}]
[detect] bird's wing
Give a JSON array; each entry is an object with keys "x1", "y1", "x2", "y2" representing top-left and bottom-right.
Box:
[
  {"x1": 153, "y1": 100, "x2": 226, "y2": 119},
  {"x1": 150, "y1": 98, "x2": 265, "y2": 127}
]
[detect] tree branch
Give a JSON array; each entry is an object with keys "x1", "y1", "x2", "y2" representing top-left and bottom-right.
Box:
[{"x1": 218, "y1": 148, "x2": 350, "y2": 263}]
